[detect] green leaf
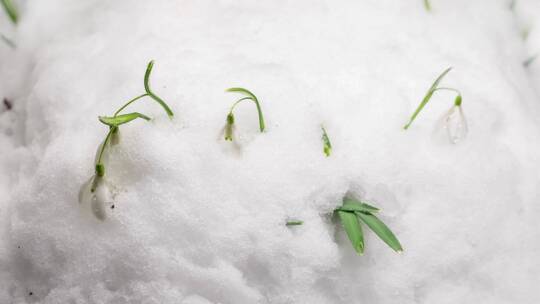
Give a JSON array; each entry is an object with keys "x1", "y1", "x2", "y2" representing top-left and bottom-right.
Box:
[
  {"x1": 227, "y1": 87, "x2": 265, "y2": 132},
  {"x1": 340, "y1": 197, "x2": 380, "y2": 213},
  {"x1": 144, "y1": 60, "x2": 174, "y2": 118},
  {"x1": 1, "y1": 0, "x2": 18, "y2": 24},
  {"x1": 321, "y1": 126, "x2": 332, "y2": 157},
  {"x1": 356, "y1": 212, "x2": 403, "y2": 252},
  {"x1": 99, "y1": 112, "x2": 151, "y2": 127},
  {"x1": 337, "y1": 210, "x2": 364, "y2": 255},
  {"x1": 404, "y1": 67, "x2": 452, "y2": 130}
]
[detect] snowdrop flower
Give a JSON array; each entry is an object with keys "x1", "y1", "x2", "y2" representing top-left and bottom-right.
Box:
[
  {"x1": 224, "y1": 113, "x2": 236, "y2": 141},
  {"x1": 78, "y1": 174, "x2": 113, "y2": 221},
  {"x1": 442, "y1": 96, "x2": 468, "y2": 144}
]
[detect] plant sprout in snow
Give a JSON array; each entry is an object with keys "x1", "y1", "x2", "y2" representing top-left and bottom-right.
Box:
[
  {"x1": 286, "y1": 220, "x2": 303, "y2": 226},
  {"x1": 79, "y1": 60, "x2": 173, "y2": 220},
  {"x1": 523, "y1": 54, "x2": 538, "y2": 67},
  {"x1": 335, "y1": 197, "x2": 402, "y2": 255},
  {"x1": 1, "y1": 0, "x2": 17, "y2": 24},
  {"x1": 321, "y1": 126, "x2": 332, "y2": 157},
  {"x1": 403, "y1": 67, "x2": 467, "y2": 144},
  {"x1": 224, "y1": 87, "x2": 265, "y2": 141}
]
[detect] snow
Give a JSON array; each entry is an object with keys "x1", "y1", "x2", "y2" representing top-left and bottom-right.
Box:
[{"x1": 1, "y1": 0, "x2": 540, "y2": 303}]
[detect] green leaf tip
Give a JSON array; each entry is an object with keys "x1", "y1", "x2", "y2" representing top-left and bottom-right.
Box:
[
  {"x1": 144, "y1": 60, "x2": 174, "y2": 118},
  {"x1": 1, "y1": 0, "x2": 18, "y2": 24},
  {"x1": 321, "y1": 126, "x2": 332, "y2": 157},
  {"x1": 356, "y1": 212, "x2": 403, "y2": 252},
  {"x1": 403, "y1": 67, "x2": 454, "y2": 130},
  {"x1": 340, "y1": 197, "x2": 380, "y2": 213},
  {"x1": 423, "y1": 0, "x2": 431, "y2": 11},
  {"x1": 227, "y1": 87, "x2": 265, "y2": 132},
  {"x1": 99, "y1": 112, "x2": 151, "y2": 127},
  {"x1": 286, "y1": 220, "x2": 303, "y2": 226}
]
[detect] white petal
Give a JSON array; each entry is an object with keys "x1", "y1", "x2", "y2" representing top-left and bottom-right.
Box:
[
  {"x1": 91, "y1": 178, "x2": 113, "y2": 221},
  {"x1": 78, "y1": 176, "x2": 94, "y2": 204},
  {"x1": 444, "y1": 106, "x2": 468, "y2": 144}
]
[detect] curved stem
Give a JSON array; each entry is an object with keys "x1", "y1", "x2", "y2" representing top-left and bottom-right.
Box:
[
  {"x1": 229, "y1": 97, "x2": 253, "y2": 114},
  {"x1": 1, "y1": 0, "x2": 18, "y2": 24},
  {"x1": 95, "y1": 128, "x2": 115, "y2": 175},
  {"x1": 114, "y1": 93, "x2": 148, "y2": 116},
  {"x1": 433, "y1": 87, "x2": 462, "y2": 96}
]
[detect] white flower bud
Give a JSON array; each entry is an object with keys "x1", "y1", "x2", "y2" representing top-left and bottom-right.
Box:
[
  {"x1": 78, "y1": 175, "x2": 113, "y2": 221},
  {"x1": 443, "y1": 105, "x2": 468, "y2": 144}
]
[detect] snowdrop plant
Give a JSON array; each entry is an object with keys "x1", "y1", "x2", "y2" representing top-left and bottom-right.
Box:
[
  {"x1": 1, "y1": 0, "x2": 18, "y2": 24},
  {"x1": 403, "y1": 67, "x2": 467, "y2": 144},
  {"x1": 224, "y1": 87, "x2": 265, "y2": 141},
  {"x1": 335, "y1": 197, "x2": 402, "y2": 254},
  {"x1": 79, "y1": 60, "x2": 173, "y2": 220},
  {"x1": 321, "y1": 126, "x2": 332, "y2": 157}
]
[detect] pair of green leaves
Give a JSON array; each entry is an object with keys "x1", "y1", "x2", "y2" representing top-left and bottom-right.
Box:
[{"x1": 336, "y1": 198, "x2": 402, "y2": 254}]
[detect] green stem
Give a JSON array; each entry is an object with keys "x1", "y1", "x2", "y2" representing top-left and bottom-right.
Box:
[
  {"x1": 95, "y1": 127, "x2": 115, "y2": 175},
  {"x1": 1, "y1": 0, "x2": 18, "y2": 24},
  {"x1": 229, "y1": 97, "x2": 253, "y2": 114},
  {"x1": 114, "y1": 93, "x2": 148, "y2": 116},
  {"x1": 433, "y1": 87, "x2": 462, "y2": 96}
]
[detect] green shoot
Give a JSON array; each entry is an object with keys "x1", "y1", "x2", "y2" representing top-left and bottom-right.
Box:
[
  {"x1": 93, "y1": 60, "x2": 173, "y2": 178},
  {"x1": 321, "y1": 126, "x2": 332, "y2": 157},
  {"x1": 1, "y1": 0, "x2": 18, "y2": 24},
  {"x1": 423, "y1": 0, "x2": 431, "y2": 11},
  {"x1": 523, "y1": 54, "x2": 538, "y2": 67},
  {"x1": 336, "y1": 197, "x2": 402, "y2": 254},
  {"x1": 286, "y1": 220, "x2": 303, "y2": 226},
  {"x1": 226, "y1": 87, "x2": 265, "y2": 134}
]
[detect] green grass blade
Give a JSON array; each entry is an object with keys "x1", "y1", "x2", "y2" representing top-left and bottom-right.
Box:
[
  {"x1": 286, "y1": 220, "x2": 303, "y2": 226},
  {"x1": 337, "y1": 210, "x2": 364, "y2": 255},
  {"x1": 340, "y1": 197, "x2": 380, "y2": 213},
  {"x1": 356, "y1": 212, "x2": 402, "y2": 252},
  {"x1": 144, "y1": 60, "x2": 174, "y2": 118},
  {"x1": 227, "y1": 87, "x2": 265, "y2": 132},
  {"x1": 99, "y1": 112, "x2": 151, "y2": 127},
  {"x1": 423, "y1": 0, "x2": 431, "y2": 11},
  {"x1": 404, "y1": 67, "x2": 452, "y2": 130},
  {"x1": 1, "y1": 0, "x2": 18, "y2": 24}
]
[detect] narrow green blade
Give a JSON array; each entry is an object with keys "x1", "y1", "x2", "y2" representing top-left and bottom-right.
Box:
[
  {"x1": 356, "y1": 212, "x2": 403, "y2": 252},
  {"x1": 404, "y1": 67, "x2": 452, "y2": 129},
  {"x1": 321, "y1": 126, "x2": 332, "y2": 157},
  {"x1": 340, "y1": 197, "x2": 380, "y2": 213},
  {"x1": 144, "y1": 60, "x2": 174, "y2": 118},
  {"x1": 337, "y1": 210, "x2": 364, "y2": 255},
  {"x1": 226, "y1": 87, "x2": 257, "y2": 100},
  {"x1": 99, "y1": 112, "x2": 151, "y2": 127}
]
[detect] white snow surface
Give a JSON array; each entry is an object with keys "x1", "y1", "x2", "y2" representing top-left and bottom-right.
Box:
[{"x1": 1, "y1": 0, "x2": 540, "y2": 303}]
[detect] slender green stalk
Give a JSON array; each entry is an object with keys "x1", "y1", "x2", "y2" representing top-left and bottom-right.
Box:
[
  {"x1": 95, "y1": 128, "x2": 115, "y2": 176},
  {"x1": 1, "y1": 0, "x2": 18, "y2": 24},
  {"x1": 114, "y1": 93, "x2": 148, "y2": 116}
]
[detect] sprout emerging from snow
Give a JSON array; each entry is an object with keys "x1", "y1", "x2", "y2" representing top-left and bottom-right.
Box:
[
  {"x1": 79, "y1": 60, "x2": 173, "y2": 220},
  {"x1": 403, "y1": 67, "x2": 467, "y2": 144},
  {"x1": 223, "y1": 87, "x2": 265, "y2": 141},
  {"x1": 321, "y1": 126, "x2": 332, "y2": 157},
  {"x1": 1, "y1": 0, "x2": 18, "y2": 24},
  {"x1": 286, "y1": 220, "x2": 303, "y2": 226},
  {"x1": 335, "y1": 197, "x2": 402, "y2": 255}
]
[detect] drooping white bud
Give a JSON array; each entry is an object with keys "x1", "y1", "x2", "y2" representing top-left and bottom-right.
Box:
[
  {"x1": 443, "y1": 105, "x2": 468, "y2": 144},
  {"x1": 78, "y1": 175, "x2": 113, "y2": 221}
]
